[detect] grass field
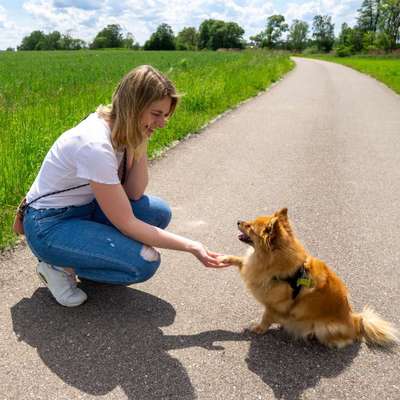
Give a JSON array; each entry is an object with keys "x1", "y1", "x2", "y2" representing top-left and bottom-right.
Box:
[
  {"x1": 0, "y1": 49, "x2": 293, "y2": 250},
  {"x1": 305, "y1": 55, "x2": 400, "y2": 95}
]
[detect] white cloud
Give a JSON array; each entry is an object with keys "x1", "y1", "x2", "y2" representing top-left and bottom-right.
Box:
[
  {"x1": 285, "y1": 0, "x2": 358, "y2": 29},
  {"x1": 285, "y1": 1, "x2": 319, "y2": 21},
  {"x1": 53, "y1": 0, "x2": 101, "y2": 10},
  {"x1": 0, "y1": 6, "x2": 26, "y2": 49},
  {"x1": 22, "y1": 0, "x2": 99, "y2": 43},
  {"x1": 16, "y1": 0, "x2": 276, "y2": 45},
  {"x1": 1, "y1": 0, "x2": 360, "y2": 49}
]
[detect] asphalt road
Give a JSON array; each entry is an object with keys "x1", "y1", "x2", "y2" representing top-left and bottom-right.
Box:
[{"x1": 1, "y1": 57, "x2": 400, "y2": 400}]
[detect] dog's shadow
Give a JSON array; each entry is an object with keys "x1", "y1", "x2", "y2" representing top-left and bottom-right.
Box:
[
  {"x1": 11, "y1": 285, "x2": 245, "y2": 400},
  {"x1": 246, "y1": 325, "x2": 361, "y2": 400}
]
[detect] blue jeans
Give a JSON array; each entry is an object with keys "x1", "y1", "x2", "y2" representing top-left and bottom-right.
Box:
[{"x1": 23, "y1": 195, "x2": 171, "y2": 285}]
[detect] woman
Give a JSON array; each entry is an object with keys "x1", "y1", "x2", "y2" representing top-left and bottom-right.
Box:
[{"x1": 23, "y1": 64, "x2": 229, "y2": 307}]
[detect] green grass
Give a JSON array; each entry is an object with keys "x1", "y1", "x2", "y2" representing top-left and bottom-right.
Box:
[
  {"x1": 303, "y1": 54, "x2": 400, "y2": 94},
  {"x1": 0, "y1": 49, "x2": 293, "y2": 250}
]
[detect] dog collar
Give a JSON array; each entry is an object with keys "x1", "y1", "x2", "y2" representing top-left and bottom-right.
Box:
[{"x1": 272, "y1": 264, "x2": 314, "y2": 299}]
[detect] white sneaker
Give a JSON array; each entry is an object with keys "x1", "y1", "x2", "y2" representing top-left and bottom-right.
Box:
[{"x1": 37, "y1": 261, "x2": 87, "y2": 307}]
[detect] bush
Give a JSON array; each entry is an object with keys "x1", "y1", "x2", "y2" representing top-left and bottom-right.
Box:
[
  {"x1": 335, "y1": 45, "x2": 352, "y2": 57},
  {"x1": 303, "y1": 46, "x2": 319, "y2": 55},
  {"x1": 365, "y1": 45, "x2": 385, "y2": 55},
  {"x1": 375, "y1": 32, "x2": 392, "y2": 53}
]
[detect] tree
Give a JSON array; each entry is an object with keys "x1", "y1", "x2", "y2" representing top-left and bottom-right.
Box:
[
  {"x1": 39, "y1": 31, "x2": 62, "y2": 50},
  {"x1": 122, "y1": 32, "x2": 140, "y2": 49},
  {"x1": 198, "y1": 19, "x2": 225, "y2": 50},
  {"x1": 288, "y1": 20, "x2": 309, "y2": 51},
  {"x1": 379, "y1": 0, "x2": 400, "y2": 50},
  {"x1": 224, "y1": 22, "x2": 245, "y2": 48},
  {"x1": 249, "y1": 33, "x2": 264, "y2": 47},
  {"x1": 144, "y1": 23, "x2": 176, "y2": 50},
  {"x1": 176, "y1": 27, "x2": 198, "y2": 50},
  {"x1": 335, "y1": 23, "x2": 359, "y2": 55},
  {"x1": 205, "y1": 20, "x2": 225, "y2": 50},
  {"x1": 90, "y1": 24, "x2": 123, "y2": 49},
  {"x1": 349, "y1": 27, "x2": 365, "y2": 52},
  {"x1": 357, "y1": 0, "x2": 381, "y2": 32},
  {"x1": 375, "y1": 31, "x2": 392, "y2": 50},
  {"x1": 337, "y1": 22, "x2": 352, "y2": 46},
  {"x1": 312, "y1": 15, "x2": 335, "y2": 52},
  {"x1": 17, "y1": 30, "x2": 85, "y2": 50},
  {"x1": 58, "y1": 34, "x2": 86, "y2": 50},
  {"x1": 265, "y1": 15, "x2": 289, "y2": 48},
  {"x1": 362, "y1": 30, "x2": 377, "y2": 49},
  {"x1": 198, "y1": 19, "x2": 244, "y2": 50},
  {"x1": 18, "y1": 30, "x2": 46, "y2": 50}
]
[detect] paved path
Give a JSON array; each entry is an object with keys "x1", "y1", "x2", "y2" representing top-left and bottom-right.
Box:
[{"x1": 1, "y1": 57, "x2": 400, "y2": 400}]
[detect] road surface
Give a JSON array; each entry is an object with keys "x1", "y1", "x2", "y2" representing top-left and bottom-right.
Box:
[{"x1": 1, "y1": 57, "x2": 399, "y2": 399}]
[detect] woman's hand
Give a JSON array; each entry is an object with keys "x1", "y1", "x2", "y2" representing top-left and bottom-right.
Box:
[{"x1": 188, "y1": 242, "x2": 232, "y2": 269}]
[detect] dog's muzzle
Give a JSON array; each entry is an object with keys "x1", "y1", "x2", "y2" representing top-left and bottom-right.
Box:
[{"x1": 238, "y1": 232, "x2": 253, "y2": 245}]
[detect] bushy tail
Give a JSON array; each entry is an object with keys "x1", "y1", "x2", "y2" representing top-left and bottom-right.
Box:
[{"x1": 353, "y1": 306, "x2": 399, "y2": 347}]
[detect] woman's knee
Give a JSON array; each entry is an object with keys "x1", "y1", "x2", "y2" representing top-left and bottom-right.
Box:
[
  {"x1": 156, "y1": 200, "x2": 172, "y2": 229},
  {"x1": 130, "y1": 195, "x2": 172, "y2": 229},
  {"x1": 124, "y1": 246, "x2": 161, "y2": 284}
]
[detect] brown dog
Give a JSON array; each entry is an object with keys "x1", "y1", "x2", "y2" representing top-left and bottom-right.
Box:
[{"x1": 221, "y1": 208, "x2": 398, "y2": 348}]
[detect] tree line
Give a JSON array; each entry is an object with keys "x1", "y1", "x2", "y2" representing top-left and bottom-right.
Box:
[
  {"x1": 14, "y1": 0, "x2": 400, "y2": 55},
  {"x1": 249, "y1": 0, "x2": 400, "y2": 55},
  {"x1": 16, "y1": 20, "x2": 245, "y2": 52}
]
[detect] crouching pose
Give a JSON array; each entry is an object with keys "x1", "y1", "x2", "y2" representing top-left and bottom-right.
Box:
[{"x1": 23, "y1": 65, "x2": 229, "y2": 307}]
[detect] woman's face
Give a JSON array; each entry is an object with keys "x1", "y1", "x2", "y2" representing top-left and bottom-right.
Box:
[{"x1": 141, "y1": 96, "x2": 172, "y2": 138}]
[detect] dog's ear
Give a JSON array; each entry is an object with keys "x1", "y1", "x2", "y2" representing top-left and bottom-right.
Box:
[
  {"x1": 276, "y1": 207, "x2": 293, "y2": 236},
  {"x1": 277, "y1": 207, "x2": 288, "y2": 218},
  {"x1": 267, "y1": 217, "x2": 279, "y2": 233},
  {"x1": 263, "y1": 216, "x2": 279, "y2": 248}
]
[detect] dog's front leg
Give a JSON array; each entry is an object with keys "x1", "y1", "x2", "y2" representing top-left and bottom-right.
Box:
[
  {"x1": 249, "y1": 308, "x2": 273, "y2": 335},
  {"x1": 220, "y1": 255, "x2": 244, "y2": 269}
]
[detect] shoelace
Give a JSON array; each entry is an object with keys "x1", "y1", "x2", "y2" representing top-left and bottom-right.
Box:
[
  {"x1": 65, "y1": 271, "x2": 78, "y2": 287},
  {"x1": 54, "y1": 267, "x2": 78, "y2": 288}
]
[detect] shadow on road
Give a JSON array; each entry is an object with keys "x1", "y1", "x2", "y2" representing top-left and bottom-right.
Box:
[
  {"x1": 11, "y1": 285, "x2": 362, "y2": 400},
  {"x1": 10, "y1": 285, "x2": 245, "y2": 400},
  {"x1": 246, "y1": 326, "x2": 360, "y2": 400}
]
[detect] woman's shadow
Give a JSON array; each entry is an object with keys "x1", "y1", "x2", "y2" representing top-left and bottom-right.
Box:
[{"x1": 11, "y1": 284, "x2": 245, "y2": 400}]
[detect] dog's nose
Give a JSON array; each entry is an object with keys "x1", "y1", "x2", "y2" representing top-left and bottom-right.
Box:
[{"x1": 237, "y1": 220, "x2": 243, "y2": 226}]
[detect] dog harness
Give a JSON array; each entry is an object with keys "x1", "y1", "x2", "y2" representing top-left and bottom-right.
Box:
[{"x1": 272, "y1": 265, "x2": 314, "y2": 299}]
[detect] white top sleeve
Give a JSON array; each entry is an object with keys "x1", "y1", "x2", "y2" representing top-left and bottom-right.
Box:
[{"x1": 75, "y1": 141, "x2": 120, "y2": 184}]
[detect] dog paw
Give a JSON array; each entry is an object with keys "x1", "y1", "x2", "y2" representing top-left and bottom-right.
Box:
[
  {"x1": 246, "y1": 322, "x2": 268, "y2": 335},
  {"x1": 218, "y1": 255, "x2": 243, "y2": 268}
]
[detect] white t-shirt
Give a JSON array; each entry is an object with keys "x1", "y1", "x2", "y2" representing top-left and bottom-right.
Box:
[{"x1": 26, "y1": 113, "x2": 124, "y2": 209}]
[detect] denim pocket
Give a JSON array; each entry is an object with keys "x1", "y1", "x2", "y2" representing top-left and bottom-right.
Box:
[
  {"x1": 32, "y1": 208, "x2": 72, "y2": 238},
  {"x1": 34, "y1": 207, "x2": 70, "y2": 223}
]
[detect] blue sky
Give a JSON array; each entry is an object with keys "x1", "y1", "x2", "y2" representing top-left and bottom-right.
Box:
[{"x1": 0, "y1": 0, "x2": 361, "y2": 50}]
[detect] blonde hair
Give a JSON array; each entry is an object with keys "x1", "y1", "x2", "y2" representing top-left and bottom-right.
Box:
[{"x1": 97, "y1": 65, "x2": 179, "y2": 152}]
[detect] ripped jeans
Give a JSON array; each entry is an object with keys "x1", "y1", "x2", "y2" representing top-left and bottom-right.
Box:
[{"x1": 23, "y1": 195, "x2": 171, "y2": 285}]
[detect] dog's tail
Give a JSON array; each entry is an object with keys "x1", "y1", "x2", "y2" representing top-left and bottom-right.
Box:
[{"x1": 352, "y1": 306, "x2": 398, "y2": 347}]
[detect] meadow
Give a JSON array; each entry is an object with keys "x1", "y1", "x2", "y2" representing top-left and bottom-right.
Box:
[
  {"x1": 306, "y1": 55, "x2": 400, "y2": 95},
  {"x1": 0, "y1": 49, "x2": 293, "y2": 250}
]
